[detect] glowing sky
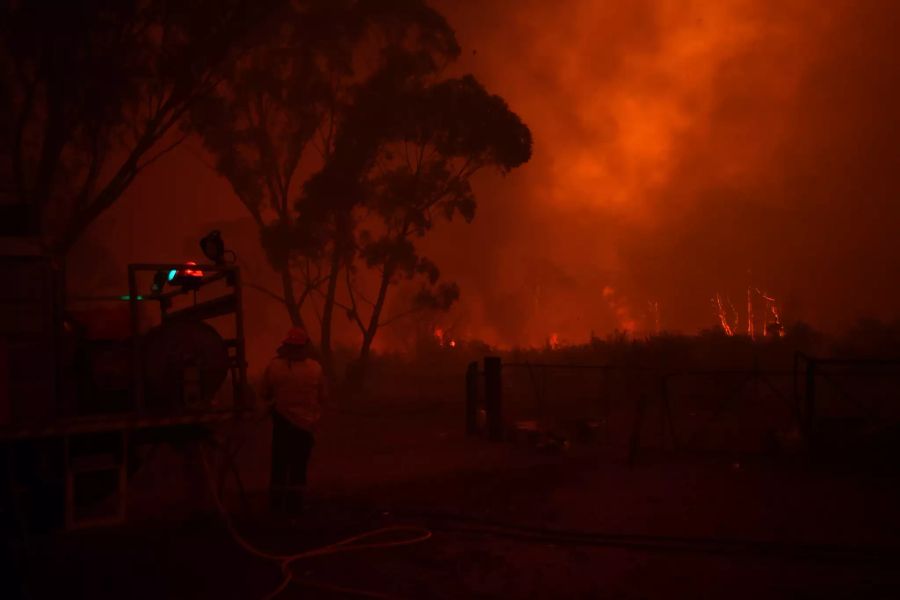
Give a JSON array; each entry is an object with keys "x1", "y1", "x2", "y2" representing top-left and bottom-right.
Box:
[
  {"x1": 422, "y1": 0, "x2": 900, "y2": 345},
  {"x1": 74, "y1": 0, "x2": 900, "y2": 351}
]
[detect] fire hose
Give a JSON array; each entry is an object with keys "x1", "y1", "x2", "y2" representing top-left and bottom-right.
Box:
[{"x1": 198, "y1": 446, "x2": 432, "y2": 600}]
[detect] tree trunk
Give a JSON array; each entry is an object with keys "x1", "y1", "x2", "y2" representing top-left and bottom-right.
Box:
[
  {"x1": 319, "y1": 246, "x2": 342, "y2": 373},
  {"x1": 352, "y1": 264, "x2": 393, "y2": 392},
  {"x1": 279, "y1": 266, "x2": 304, "y2": 328},
  {"x1": 320, "y1": 213, "x2": 353, "y2": 384}
]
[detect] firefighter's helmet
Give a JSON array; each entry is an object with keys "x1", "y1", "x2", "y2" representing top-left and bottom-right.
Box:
[{"x1": 282, "y1": 327, "x2": 310, "y2": 346}]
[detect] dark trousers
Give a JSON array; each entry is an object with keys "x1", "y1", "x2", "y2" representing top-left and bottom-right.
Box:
[{"x1": 270, "y1": 412, "x2": 314, "y2": 515}]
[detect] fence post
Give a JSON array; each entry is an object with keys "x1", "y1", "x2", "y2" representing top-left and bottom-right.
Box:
[
  {"x1": 660, "y1": 375, "x2": 676, "y2": 450},
  {"x1": 465, "y1": 361, "x2": 479, "y2": 436},
  {"x1": 805, "y1": 359, "x2": 816, "y2": 434},
  {"x1": 628, "y1": 393, "x2": 647, "y2": 466},
  {"x1": 128, "y1": 264, "x2": 144, "y2": 413},
  {"x1": 484, "y1": 356, "x2": 503, "y2": 441}
]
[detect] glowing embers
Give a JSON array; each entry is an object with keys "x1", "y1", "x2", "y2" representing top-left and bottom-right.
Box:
[
  {"x1": 712, "y1": 287, "x2": 784, "y2": 338},
  {"x1": 433, "y1": 326, "x2": 457, "y2": 349}
]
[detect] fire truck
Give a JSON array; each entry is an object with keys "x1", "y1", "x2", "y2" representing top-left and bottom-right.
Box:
[{"x1": 0, "y1": 234, "x2": 247, "y2": 530}]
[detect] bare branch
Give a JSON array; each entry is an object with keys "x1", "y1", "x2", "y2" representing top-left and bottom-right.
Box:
[
  {"x1": 74, "y1": 135, "x2": 105, "y2": 211},
  {"x1": 181, "y1": 143, "x2": 219, "y2": 172},
  {"x1": 312, "y1": 286, "x2": 354, "y2": 314},
  {"x1": 344, "y1": 267, "x2": 368, "y2": 333},
  {"x1": 356, "y1": 284, "x2": 376, "y2": 307},
  {"x1": 137, "y1": 131, "x2": 189, "y2": 170},
  {"x1": 244, "y1": 282, "x2": 286, "y2": 305},
  {"x1": 379, "y1": 306, "x2": 423, "y2": 328}
]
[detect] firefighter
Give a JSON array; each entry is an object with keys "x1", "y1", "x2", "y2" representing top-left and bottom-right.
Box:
[{"x1": 259, "y1": 327, "x2": 325, "y2": 516}]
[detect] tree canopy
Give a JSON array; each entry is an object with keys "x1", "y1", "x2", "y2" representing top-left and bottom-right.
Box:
[
  {"x1": 0, "y1": 0, "x2": 284, "y2": 252},
  {"x1": 332, "y1": 71, "x2": 532, "y2": 370},
  {"x1": 189, "y1": 0, "x2": 531, "y2": 383}
]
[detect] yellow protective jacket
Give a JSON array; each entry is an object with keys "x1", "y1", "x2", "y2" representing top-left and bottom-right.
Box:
[{"x1": 260, "y1": 357, "x2": 325, "y2": 430}]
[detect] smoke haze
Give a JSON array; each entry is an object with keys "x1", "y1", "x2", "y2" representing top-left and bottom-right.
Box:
[
  {"x1": 75, "y1": 0, "x2": 900, "y2": 351},
  {"x1": 421, "y1": 0, "x2": 900, "y2": 345}
]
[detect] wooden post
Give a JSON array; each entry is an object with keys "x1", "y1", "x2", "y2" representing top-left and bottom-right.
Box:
[
  {"x1": 484, "y1": 356, "x2": 502, "y2": 442},
  {"x1": 628, "y1": 394, "x2": 647, "y2": 466},
  {"x1": 127, "y1": 265, "x2": 143, "y2": 413},
  {"x1": 752, "y1": 356, "x2": 760, "y2": 405},
  {"x1": 117, "y1": 430, "x2": 128, "y2": 523},
  {"x1": 0, "y1": 340, "x2": 8, "y2": 426},
  {"x1": 805, "y1": 359, "x2": 816, "y2": 435},
  {"x1": 660, "y1": 375, "x2": 676, "y2": 450},
  {"x1": 465, "y1": 361, "x2": 478, "y2": 436},
  {"x1": 64, "y1": 434, "x2": 73, "y2": 530},
  {"x1": 793, "y1": 352, "x2": 801, "y2": 420}
]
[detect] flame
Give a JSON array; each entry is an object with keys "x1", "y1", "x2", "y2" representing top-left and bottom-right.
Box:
[
  {"x1": 713, "y1": 293, "x2": 735, "y2": 336},
  {"x1": 549, "y1": 333, "x2": 560, "y2": 350},
  {"x1": 713, "y1": 287, "x2": 784, "y2": 338},
  {"x1": 758, "y1": 289, "x2": 785, "y2": 337},
  {"x1": 746, "y1": 287, "x2": 754, "y2": 339},
  {"x1": 770, "y1": 305, "x2": 784, "y2": 337},
  {"x1": 449, "y1": 340, "x2": 457, "y2": 348}
]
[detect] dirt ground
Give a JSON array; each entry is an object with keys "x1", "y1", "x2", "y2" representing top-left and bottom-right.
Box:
[{"x1": 11, "y1": 398, "x2": 900, "y2": 599}]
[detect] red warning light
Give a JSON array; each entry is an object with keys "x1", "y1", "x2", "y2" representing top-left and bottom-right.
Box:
[
  {"x1": 183, "y1": 261, "x2": 204, "y2": 278},
  {"x1": 169, "y1": 261, "x2": 205, "y2": 288}
]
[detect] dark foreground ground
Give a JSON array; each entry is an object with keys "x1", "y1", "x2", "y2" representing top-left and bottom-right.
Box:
[{"x1": 10, "y1": 399, "x2": 900, "y2": 599}]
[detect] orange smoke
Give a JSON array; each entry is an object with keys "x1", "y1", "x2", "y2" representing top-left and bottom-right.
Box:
[
  {"x1": 421, "y1": 0, "x2": 900, "y2": 347},
  {"x1": 601, "y1": 286, "x2": 637, "y2": 333},
  {"x1": 74, "y1": 0, "x2": 900, "y2": 354}
]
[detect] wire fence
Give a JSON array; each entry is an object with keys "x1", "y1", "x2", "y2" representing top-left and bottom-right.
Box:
[
  {"x1": 795, "y1": 354, "x2": 900, "y2": 451},
  {"x1": 466, "y1": 354, "x2": 900, "y2": 461}
]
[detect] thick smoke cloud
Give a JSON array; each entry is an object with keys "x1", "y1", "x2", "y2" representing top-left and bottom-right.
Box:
[
  {"x1": 74, "y1": 1, "x2": 900, "y2": 353},
  {"x1": 424, "y1": 0, "x2": 900, "y2": 345}
]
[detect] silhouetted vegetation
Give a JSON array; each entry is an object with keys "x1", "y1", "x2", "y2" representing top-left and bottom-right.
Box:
[
  {"x1": 352, "y1": 320, "x2": 900, "y2": 402},
  {"x1": 0, "y1": 0, "x2": 285, "y2": 253},
  {"x1": 189, "y1": 0, "x2": 532, "y2": 386}
]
